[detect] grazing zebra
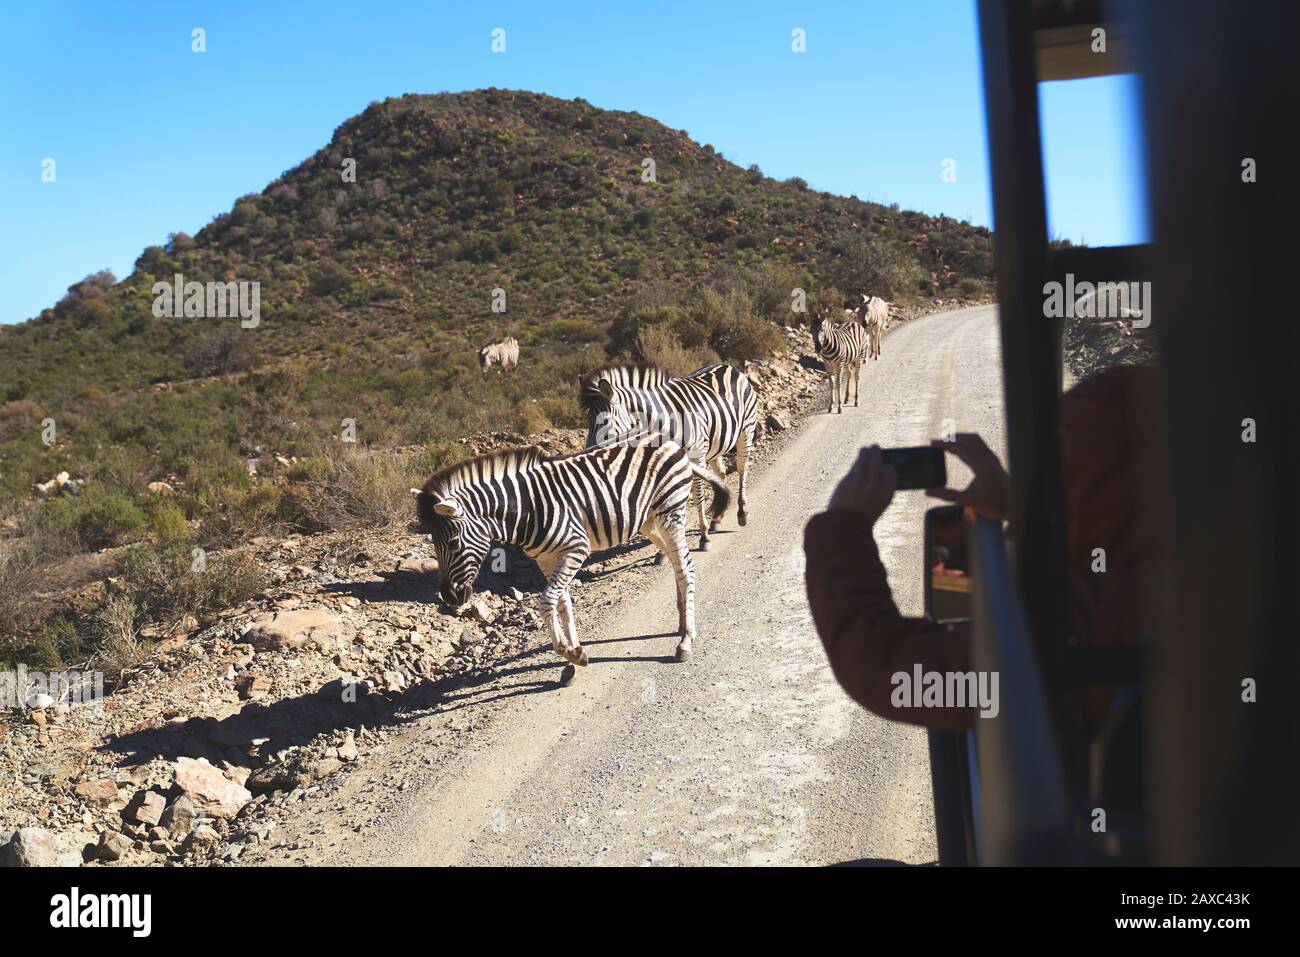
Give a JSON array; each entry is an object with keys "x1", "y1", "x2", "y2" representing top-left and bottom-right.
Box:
[
  {"x1": 812, "y1": 307, "x2": 868, "y2": 413},
  {"x1": 479, "y1": 336, "x2": 519, "y2": 372},
  {"x1": 412, "y1": 435, "x2": 730, "y2": 675},
  {"x1": 856, "y1": 294, "x2": 890, "y2": 360},
  {"x1": 578, "y1": 362, "x2": 759, "y2": 552}
]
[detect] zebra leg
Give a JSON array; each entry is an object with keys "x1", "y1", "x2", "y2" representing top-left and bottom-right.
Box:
[
  {"x1": 652, "y1": 512, "x2": 697, "y2": 662},
  {"x1": 534, "y1": 554, "x2": 564, "y2": 656},
  {"x1": 692, "y1": 475, "x2": 710, "y2": 552},
  {"x1": 854, "y1": 359, "x2": 862, "y2": 406},
  {"x1": 541, "y1": 546, "x2": 590, "y2": 668},
  {"x1": 706, "y1": 457, "x2": 727, "y2": 534},
  {"x1": 842, "y1": 363, "x2": 851, "y2": 405},
  {"x1": 559, "y1": 589, "x2": 579, "y2": 654},
  {"x1": 735, "y1": 424, "x2": 753, "y2": 527}
]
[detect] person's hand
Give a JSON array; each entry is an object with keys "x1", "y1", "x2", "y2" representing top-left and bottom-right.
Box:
[
  {"x1": 827, "y1": 445, "x2": 898, "y2": 523},
  {"x1": 926, "y1": 433, "x2": 1010, "y2": 521}
]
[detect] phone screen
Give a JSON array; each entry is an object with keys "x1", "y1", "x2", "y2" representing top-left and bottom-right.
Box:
[{"x1": 882, "y1": 446, "x2": 947, "y2": 490}]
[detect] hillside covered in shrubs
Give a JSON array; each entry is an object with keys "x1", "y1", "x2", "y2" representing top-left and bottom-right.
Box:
[{"x1": 0, "y1": 89, "x2": 993, "y2": 669}]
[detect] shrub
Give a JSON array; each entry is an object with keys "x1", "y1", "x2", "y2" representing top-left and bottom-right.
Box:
[
  {"x1": 185, "y1": 324, "x2": 256, "y2": 377},
  {"x1": 279, "y1": 445, "x2": 417, "y2": 532},
  {"x1": 40, "y1": 487, "x2": 149, "y2": 551},
  {"x1": 513, "y1": 398, "x2": 552, "y2": 434},
  {"x1": 116, "y1": 540, "x2": 264, "y2": 633},
  {"x1": 634, "y1": 324, "x2": 716, "y2": 376}
]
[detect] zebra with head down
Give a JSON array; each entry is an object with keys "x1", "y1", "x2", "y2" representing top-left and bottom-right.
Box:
[
  {"x1": 412, "y1": 434, "x2": 729, "y2": 678},
  {"x1": 479, "y1": 336, "x2": 519, "y2": 372}
]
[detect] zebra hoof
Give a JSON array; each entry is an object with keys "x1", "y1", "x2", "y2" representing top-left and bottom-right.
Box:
[
  {"x1": 738, "y1": 511, "x2": 748, "y2": 527},
  {"x1": 653, "y1": 552, "x2": 667, "y2": 566},
  {"x1": 559, "y1": 664, "x2": 577, "y2": 686},
  {"x1": 675, "y1": 645, "x2": 693, "y2": 663},
  {"x1": 698, "y1": 539, "x2": 711, "y2": 552},
  {"x1": 708, "y1": 520, "x2": 720, "y2": 534}
]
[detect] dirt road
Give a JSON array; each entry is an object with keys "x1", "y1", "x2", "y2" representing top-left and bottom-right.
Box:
[{"x1": 243, "y1": 304, "x2": 1005, "y2": 867}]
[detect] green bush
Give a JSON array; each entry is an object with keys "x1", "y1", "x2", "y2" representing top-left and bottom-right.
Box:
[{"x1": 41, "y1": 488, "x2": 149, "y2": 551}]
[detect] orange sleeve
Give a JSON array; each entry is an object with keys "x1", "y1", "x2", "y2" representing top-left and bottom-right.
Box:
[{"x1": 804, "y1": 510, "x2": 974, "y2": 731}]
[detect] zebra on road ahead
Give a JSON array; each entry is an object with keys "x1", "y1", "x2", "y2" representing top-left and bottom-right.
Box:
[
  {"x1": 812, "y1": 307, "x2": 869, "y2": 413},
  {"x1": 412, "y1": 435, "x2": 729, "y2": 677},
  {"x1": 578, "y1": 362, "x2": 758, "y2": 553}
]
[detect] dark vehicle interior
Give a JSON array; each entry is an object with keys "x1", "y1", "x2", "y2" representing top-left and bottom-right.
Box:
[{"x1": 924, "y1": 0, "x2": 1297, "y2": 866}]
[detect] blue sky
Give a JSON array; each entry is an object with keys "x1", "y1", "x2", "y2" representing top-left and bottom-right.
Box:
[{"x1": 0, "y1": 1, "x2": 1147, "y2": 326}]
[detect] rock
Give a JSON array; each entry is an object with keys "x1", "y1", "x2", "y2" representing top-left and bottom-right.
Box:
[
  {"x1": 765, "y1": 412, "x2": 790, "y2": 432},
  {"x1": 74, "y1": 778, "x2": 119, "y2": 806},
  {"x1": 466, "y1": 597, "x2": 496, "y2": 623},
  {"x1": 208, "y1": 716, "x2": 259, "y2": 749},
  {"x1": 159, "y1": 795, "x2": 197, "y2": 838},
  {"x1": 397, "y1": 558, "x2": 438, "y2": 577},
  {"x1": 0, "y1": 827, "x2": 83, "y2": 867},
  {"x1": 301, "y1": 757, "x2": 343, "y2": 785},
  {"x1": 93, "y1": 831, "x2": 133, "y2": 863},
  {"x1": 336, "y1": 733, "x2": 359, "y2": 763},
  {"x1": 235, "y1": 673, "x2": 271, "y2": 700},
  {"x1": 173, "y1": 757, "x2": 252, "y2": 820},
  {"x1": 317, "y1": 677, "x2": 370, "y2": 701},
  {"x1": 245, "y1": 764, "x2": 298, "y2": 793},
  {"x1": 147, "y1": 481, "x2": 176, "y2": 496},
  {"x1": 244, "y1": 608, "x2": 344, "y2": 652},
  {"x1": 180, "y1": 824, "x2": 219, "y2": 856},
  {"x1": 125, "y1": 790, "x2": 166, "y2": 826}
]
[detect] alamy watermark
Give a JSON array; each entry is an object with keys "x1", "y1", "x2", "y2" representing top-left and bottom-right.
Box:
[
  {"x1": 152, "y1": 273, "x2": 260, "y2": 328},
  {"x1": 1, "y1": 666, "x2": 104, "y2": 710},
  {"x1": 1043, "y1": 273, "x2": 1150, "y2": 327},
  {"x1": 890, "y1": 665, "x2": 1000, "y2": 719}
]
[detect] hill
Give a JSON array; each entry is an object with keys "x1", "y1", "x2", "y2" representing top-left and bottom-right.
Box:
[{"x1": 0, "y1": 88, "x2": 993, "y2": 579}]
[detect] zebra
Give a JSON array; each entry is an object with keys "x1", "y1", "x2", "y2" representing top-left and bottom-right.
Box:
[
  {"x1": 811, "y1": 306, "x2": 869, "y2": 413},
  {"x1": 479, "y1": 336, "x2": 519, "y2": 372},
  {"x1": 855, "y1": 294, "x2": 890, "y2": 360},
  {"x1": 578, "y1": 362, "x2": 759, "y2": 553},
  {"x1": 412, "y1": 435, "x2": 730, "y2": 677}
]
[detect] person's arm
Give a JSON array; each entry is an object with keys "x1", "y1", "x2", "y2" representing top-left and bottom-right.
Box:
[{"x1": 804, "y1": 446, "x2": 975, "y2": 731}]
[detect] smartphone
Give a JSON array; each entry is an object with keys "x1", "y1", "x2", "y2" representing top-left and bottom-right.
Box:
[{"x1": 881, "y1": 446, "x2": 946, "y2": 490}]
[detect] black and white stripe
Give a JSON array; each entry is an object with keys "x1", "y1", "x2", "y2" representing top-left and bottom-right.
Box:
[
  {"x1": 414, "y1": 435, "x2": 729, "y2": 670},
  {"x1": 479, "y1": 336, "x2": 519, "y2": 371},
  {"x1": 812, "y1": 309, "x2": 868, "y2": 413},
  {"x1": 578, "y1": 362, "x2": 759, "y2": 550}
]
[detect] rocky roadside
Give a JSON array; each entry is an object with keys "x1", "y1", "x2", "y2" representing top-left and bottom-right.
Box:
[{"x1": 1, "y1": 319, "x2": 862, "y2": 868}]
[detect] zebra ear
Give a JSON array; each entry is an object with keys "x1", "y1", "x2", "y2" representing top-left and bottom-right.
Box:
[
  {"x1": 597, "y1": 378, "x2": 615, "y2": 401},
  {"x1": 409, "y1": 487, "x2": 422, "y2": 497},
  {"x1": 433, "y1": 498, "x2": 463, "y2": 519}
]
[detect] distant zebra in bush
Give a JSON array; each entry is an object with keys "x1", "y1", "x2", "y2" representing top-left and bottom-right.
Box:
[
  {"x1": 479, "y1": 336, "x2": 519, "y2": 372},
  {"x1": 413, "y1": 435, "x2": 729, "y2": 672},
  {"x1": 578, "y1": 362, "x2": 759, "y2": 552},
  {"x1": 812, "y1": 307, "x2": 869, "y2": 413}
]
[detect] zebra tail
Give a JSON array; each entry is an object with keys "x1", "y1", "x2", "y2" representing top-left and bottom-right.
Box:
[{"x1": 690, "y1": 461, "x2": 731, "y2": 521}]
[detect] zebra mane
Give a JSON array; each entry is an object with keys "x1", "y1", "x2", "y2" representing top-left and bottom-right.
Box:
[
  {"x1": 578, "y1": 362, "x2": 672, "y2": 412},
  {"x1": 420, "y1": 445, "x2": 548, "y2": 506}
]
